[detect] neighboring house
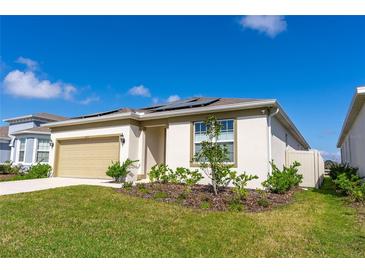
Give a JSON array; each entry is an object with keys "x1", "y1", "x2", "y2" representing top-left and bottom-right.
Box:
[
  {"x1": 0, "y1": 113, "x2": 66, "y2": 167},
  {"x1": 337, "y1": 86, "x2": 365, "y2": 177},
  {"x1": 46, "y1": 97, "x2": 311, "y2": 189},
  {"x1": 0, "y1": 126, "x2": 11, "y2": 163}
]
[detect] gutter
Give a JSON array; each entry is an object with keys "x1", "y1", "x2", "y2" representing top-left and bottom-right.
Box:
[{"x1": 267, "y1": 107, "x2": 280, "y2": 175}]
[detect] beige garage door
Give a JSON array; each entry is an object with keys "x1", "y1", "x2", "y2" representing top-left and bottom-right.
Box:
[{"x1": 56, "y1": 136, "x2": 120, "y2": 179}]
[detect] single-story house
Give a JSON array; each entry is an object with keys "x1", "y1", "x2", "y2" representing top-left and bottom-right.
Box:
[
  {"x1": 0, "y1": 113, "x2": 66, "y2": 166},
  {"x1": 337, "y1": 86, "x2": 365, "y2": 177},
  {"x1": 46, "y1": 97, "x2": 310, "y2": 189}
]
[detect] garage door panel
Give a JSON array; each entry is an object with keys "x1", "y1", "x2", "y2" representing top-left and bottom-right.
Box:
[{"x1": 56, "y1": 136, "x2": 120, "y2": 179}]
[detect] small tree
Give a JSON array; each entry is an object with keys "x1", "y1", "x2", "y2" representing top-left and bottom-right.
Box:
[{"x1": 194, "y1": 115, "x2": 230, "y2": 195}]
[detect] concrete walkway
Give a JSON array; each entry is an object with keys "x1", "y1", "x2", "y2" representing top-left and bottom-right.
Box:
[{"x1": 0, "y1": 177, "x2": 121, "y2": 196}]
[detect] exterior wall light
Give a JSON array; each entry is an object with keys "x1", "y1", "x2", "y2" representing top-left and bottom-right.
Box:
[
  {"x1": 120, "y1": 134, "x2": 125, "y2": 145},
  {"x1": 49, "y1": 140, "x2": 54, "y2": 148}
]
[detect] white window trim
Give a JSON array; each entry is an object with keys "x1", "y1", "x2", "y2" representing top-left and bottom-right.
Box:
[
  {"x1": 193, "y1": 119, "x2": 235, "y2": 163},
  {"x1": 36, "y1": 138, "x2": 51, "y2": 163},
  {"x1": 16, "y1": 138, "x2": 27, "y2": 164},
  {"x1": 32, "y1": 138, "x2": 38, "y2": 164}
]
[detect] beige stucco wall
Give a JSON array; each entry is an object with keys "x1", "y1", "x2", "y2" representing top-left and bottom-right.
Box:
[
  {"x1": 49, "y1": 123, "x2": 133, "y2": 178},
  {"x1": 48, "y1": 109, "x2": 308, "y2": 187},
  {"x1": 165, "y1": 115, "x2": 269, "y2": 189},
  {"x1": 271, "y1": 116, "x2": 306, "y2": 169},
  {"x1": 341, "y1": 103, "x2": 365, "y2": 177},
  {"x1": 145, "y1": 127, "x2": 165, "y2": 173}
]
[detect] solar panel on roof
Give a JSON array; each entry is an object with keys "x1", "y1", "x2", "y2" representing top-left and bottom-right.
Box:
[
  {"x1": 152, "y1": 98, "x2": 219, "y2": 112},
  {"x1": 72, "y1": 108, "x2": 124, "y2": 119}
]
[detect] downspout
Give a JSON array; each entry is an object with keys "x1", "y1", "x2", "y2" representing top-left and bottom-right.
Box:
[{"x1": 267, "y1": 107, "x2": 280, "y2": 175}]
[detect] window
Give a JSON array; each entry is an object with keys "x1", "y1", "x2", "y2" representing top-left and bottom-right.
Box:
[
  {"x1": 193, "y1": 119, "x2": 235, "y2": 163},
  {"x1": 18, "y1": 138, "x2": 26, "y2": 162},
  {"x1": 36, "y1": 139, "x2": 50, "y2": 163}
]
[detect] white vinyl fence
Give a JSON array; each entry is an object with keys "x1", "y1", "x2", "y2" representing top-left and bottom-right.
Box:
[{"x1": 285, "y1": 149, "x2": 325, "y2": 188}]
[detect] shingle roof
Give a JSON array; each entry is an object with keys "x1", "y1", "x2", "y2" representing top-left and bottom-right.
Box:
[
  {"x1": 140, "y1": 97, "x2": 268, "y2": 112},
  {"x1": 3, "y1": 112, "x2": 67, "y2": 123},
  {"x1": 71, "y1": 108, "x2": 133, "y2": 119},
  {"x1": 68, "y1": 97, "x2": 270, "y2": 119},
  {"x1": 33, "y1": 113, "x2": 67, "y2": 121},
  {"x1": 0, "y1": 126, "x2": 9, "y2": 138}
]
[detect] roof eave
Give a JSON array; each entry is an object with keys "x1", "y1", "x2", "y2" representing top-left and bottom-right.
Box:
[
  {"x1": 337, "y1": 87, "x2": 365, "y2": 147},
  {"x1": 45, "y1": 111, "x2": 138, "y2": 128},
  {"x1": 11, "y1": 131, "x2": 50, "y2": 136},
  {"x1": 45, "y1": 100, "x2": 277, "y2": 128},
  {"x1": 140, "y1": 99, "x2": 277, "y2": 120},
  {"x1": 274, "y1": 102, "x2": 311, "y2": 149},
  {"x1": 3, "y1": 114, "x2": 62, "y2": 123}
]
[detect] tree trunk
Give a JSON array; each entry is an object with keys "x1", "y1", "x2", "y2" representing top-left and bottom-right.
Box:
[
  {"x1": 212, "y1": 181, "x2": 218, "y2": 195},
  {"x1": 211, "y1": 170, "x2": 218, "y2": 195}
]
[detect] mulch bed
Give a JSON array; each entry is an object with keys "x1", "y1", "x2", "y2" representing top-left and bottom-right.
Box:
[
  {"x1": 116, "y1": 183, "x2": 300, "y2": 212},
  {"x1": 0, "y1": 174, "x2": 16, "y2": 181}
]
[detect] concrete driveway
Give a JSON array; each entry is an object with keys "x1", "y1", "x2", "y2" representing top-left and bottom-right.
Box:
[{"x1": 0, "y1": 177, "x2": 121, "y2": 196}]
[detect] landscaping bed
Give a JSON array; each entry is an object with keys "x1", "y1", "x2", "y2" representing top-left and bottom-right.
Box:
[
  {"x1": 117, "y1": 183, "x2": 300, "y2": 212},
  {"x1": 0, "y1": 174, "x2": 16, "y2": 181}
]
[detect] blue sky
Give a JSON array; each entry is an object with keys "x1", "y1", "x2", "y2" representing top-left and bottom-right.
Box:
[{"x1": 1, "y1": 16, "x2": 365, "y2": 160}]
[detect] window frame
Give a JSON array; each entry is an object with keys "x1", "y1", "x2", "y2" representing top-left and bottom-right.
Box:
[
  {"x1": 36, "y1": 138, "x2": 50, "y2": 163},
  {"x1": 17, "y1": 138, "x2": 26, "y2": 163},
  {"x1": 190, "y1": 118, "x2": 237, "y2": 167}
]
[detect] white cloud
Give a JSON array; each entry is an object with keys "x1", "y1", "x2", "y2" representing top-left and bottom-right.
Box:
[
  {"x1": 16, "y1": 56, "x2": 38, "y2": 71},
  {"x1": 239, "y1": 16, "x2": 287, "y2": 38},
  {"x1": 319, "y1": 150, "x2": 341, "y2": 162},
  {"x1": 79, "y1": 95, "x2": 100, "y2": 105},
  {"x1": 3, "y1": 69, "x2": 76, "y2": 100},
  {"x1": 167, "y1": 94, "x2": 181, "y2": 103},
  {"x1": 128, "y1": 85, "x2": 151, "y2": 97}
]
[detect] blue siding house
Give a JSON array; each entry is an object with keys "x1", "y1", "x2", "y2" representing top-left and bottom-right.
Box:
[{"x1": 0, "y1": 113, "x2": 66, "y2": 166}]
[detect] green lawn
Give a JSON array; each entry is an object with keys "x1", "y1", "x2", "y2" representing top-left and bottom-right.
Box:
[{"x1": 0, "y1": 178, "x2": 364, "y2": 257}]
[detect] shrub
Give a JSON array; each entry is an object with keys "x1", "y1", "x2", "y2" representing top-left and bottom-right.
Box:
[
  {"x1": 0, "y1": 161, "x2": 13, "y2": 174},
  {"x1": 262, "y1": 161, "x2": 303, "y2": 193},
  {"x1": 0, "y1": 162, "x2": 25, "y2": 176},
  {"x1": 106, "y1": 159, "x2": 138, "y2": 184},
  {"x1": 230, "y1": 172, "x2": 258, "y2": 200},
  {"x1": 351, "y1": 184, "x2": 365, "y2": 202},
  {"x1": 228, "y1": 198, "x2": 243, "y2": 212},
  {"x1": 27, "y1": 163, "x2": 52, "y2": 179},
  {"x1": 137, "y1": 183, "x2": 150, "y2": 194},
  {"x1": 329, "y1": 163, "x2": 359, "y2": 180},
  {"x1": 148, "y1": 164, "x2": 173, "y2": 183},
  {"x1": 213, "y1": 168, "x2": 258, "y2": 200},
  {"x1": 6, "y1": 163, "x2": 52, "y2": 181},
  {"x1": 123, "y1": 181, "x2": 133, "y2": 189},
  {"x1": 174, "y1": 167, "x2": 203, "y2": 192},
  {"x1": 256, "y1": 189, "x2": 270, "y2": 208},
  {"x1": 334, "y1": 173, "x2": 365, "y2": 202},
  {"x1": 257, "y1": 198, "x2": 270, "y2": 208}
]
